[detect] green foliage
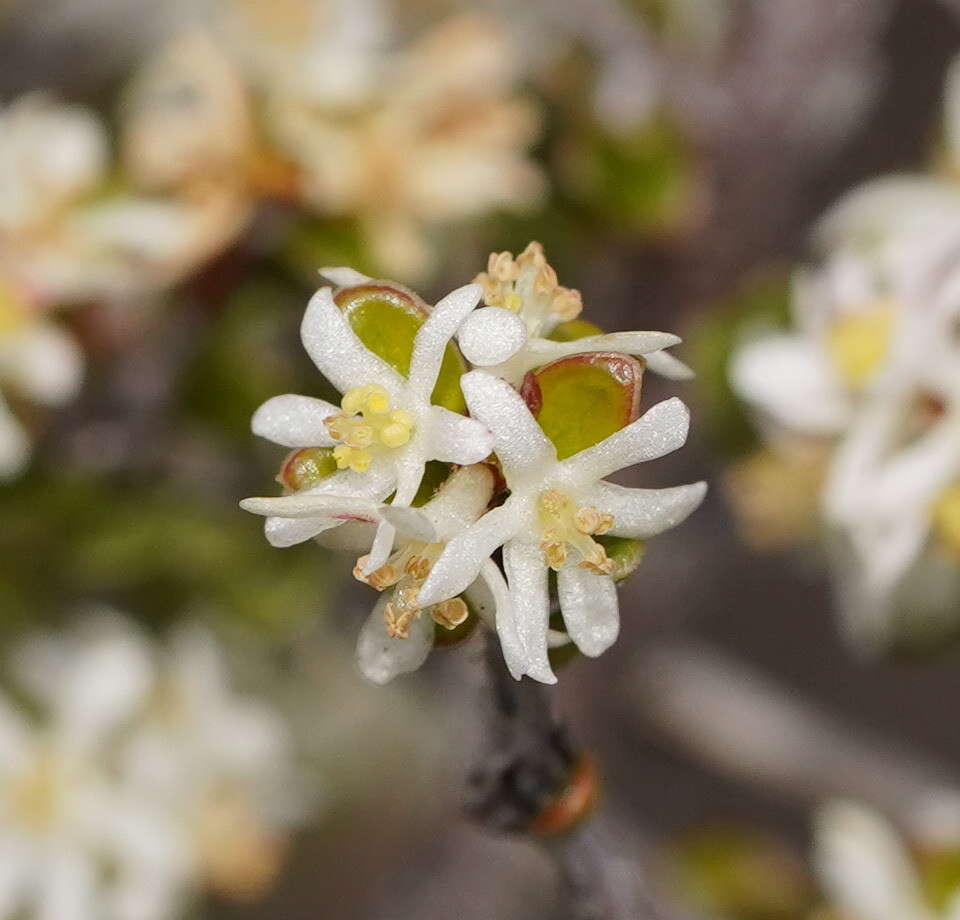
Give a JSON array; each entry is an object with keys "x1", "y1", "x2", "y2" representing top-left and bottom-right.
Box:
[{"x1": 525, "y1": 353, "x2": 643, "y2": 459}]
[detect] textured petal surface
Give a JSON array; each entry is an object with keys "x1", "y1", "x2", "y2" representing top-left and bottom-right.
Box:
[
  {"x1": 503, "y1": 539, "x2": 555, "y2": 684},
  {"x1": 457, "y1": 306, "x2": 527, "y2": 366},
  {"x1": 589, "y1": 481, "x2": 707, "y2": 538},
  {"x1": 421, "y1": 465, "x2": 494, "y2": 540},
  {"x1": 418, "y1": 503, "x2": 518, "y2": 607},
  {"x1": 407, "y1": 283, "x2": 481, "y2": 400},
  {"x1": 264, "y1": 516, "x2": 340, "y2": 547},
  {"x1": 241, "y1": 493, "x2": 380, "y2": 521},
  {"x1": 562, "y1": 397, "x2": 690, "y2": 485},
  {"x1": 377, "y1": 505, "x2": 438, "y2": 543},
  {"x1": 428, "y1": 406, "x2": 493, "y2": 464},
  {"x1": 460, "y1": 370, "x2": 555, "y2": 479},
  {"x1": 644, "y1": 349, "x2": 695, "y2": 380},
  {"x1": 251, "y1": 394, "x2": 339, "y2": 447},
  {"x1": 540, "y1": 330, "x2": 680, "y2": 362},
  {"x1": 557, "y1": 565, "x2": 619, "y2": 658},
  {"x1": 356, "y1": 595, "x2": 434, "y2": 685},
  {"x1": 319, "y1": 266, "x2": 373, "y2": 287},
  {"x1": 300, "y1": 287, "x2": 403, "y2": 396}
]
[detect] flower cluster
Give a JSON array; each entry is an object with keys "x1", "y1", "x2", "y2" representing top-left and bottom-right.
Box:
[
  {"x1": 0, "y1": 614, "x2": 311, "y2": 920},
  {"x1": 243, "y1": 243, "x2": 705, "y2": 683},
  {"x1": 728, "y1": 55, "x2": 960, "y2": 648}
]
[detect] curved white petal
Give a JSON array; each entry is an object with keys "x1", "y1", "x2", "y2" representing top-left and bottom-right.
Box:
[
  {"x1": 319, "y1": 266, "x2": 373, "y2": 287},
  {"x1": 589, "y1": 481, "x2": 707, "y2": 539},
  {"x1": 421, "y1": 464, "x2": 494, "y2": 540},
  {"x1": 460, "y1": 370, "x2": 555, "y2": 478},
  {"x1": 264, "y1": 516, "x2": 340, "y2": 547},
  {"x1": 556, "y1": 565, "x2": 619, "y2": 658},
  {"x1": 300, "y1": 286, "x2": 403, "y2": 397},
  {"x1": 418, "y1": 503, "x2": 519, "y2": 607},
  {"x1": 503, "y1": 539, "x2": 555, "y2": 684},
  {"x1": 377, "y1": 505, "x2": 438, "y2": 543},
  {"x1": 428, "y1": 406, "x2": 493, "y2": 465},
  {"x1": 251, "y1": 394, "x2": 339, "y2": 447},
  {"x1": 562, "y1": 397, "x2": 690, "y2": 485},
  {"x1": 240, "y1": 493, "x2": 380, "y2": 521},
  {"x1": 457, "y1": 306, "x2": 528, "y2": 367},
  {"x1": 356, "y1": 594, "x2": 434, "y2": 685},
  {"x1": 730, "y1": 333, "x2": 851, "y2": 435},
  {"x1": 644, "y1": 349, "x2": 695, "y2": 380},
  {"x1": 361, "y1": 459, "x2": 425, "y2": 573},
  {"x1": 315, "y1": 519, "x2": 378, "y2": 554},
  {"x1": 530, "y1": 331, "x2": 681, "y2": 365},
  {"x1": 407, "y1": 283, "x2": 482, "y2": 401},
  {"x1": 814, "y1": 801, "x2": 930, "y2": 920},
  {"x1": 475, "y1": 559, "x2": 528, "y2": 681},
  {"x1": 1, "y1": 321, "x2": 83, "y2": 406}
]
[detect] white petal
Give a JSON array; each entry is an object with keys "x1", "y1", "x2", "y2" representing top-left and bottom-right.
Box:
[
  {"x1": 562, "y1": 397, "x2": 690, "y2": 485},
  {"x1": 407, "y1": 283, "x2": 482, "y2": 401},
  {"x1": 356, "y1": 594, "x2": 434, "y2": 684},
  {"x1": 418, "y1": 503, "x2": 519, "y2": 607},
  {"x1": 319, "y1": 265, "x2": 372, "y2": 287},
  {"x1": 420, "y1": 464, "x2": 494, "y2": 539},
  {"x1": 457, "y1": 306, "x2": 528, "y2": 366},
  {"x1": 814, "y1": 801, "x2": 929, "y2": 920},
  {"x1": 476, "y1": 559, "x2": 528, "y2": 682},
  {"x1": 251, "y1": 394, "x2": 339, "y2": 447},
  {"x1": 377, "y1": 505, "x2": 438, "y2": 543},
  {"x1": 0, "y1": 835, "x2": 30, "y2": 918},
  {"x1": 300, "y1": 286, "x2": 403, "y2": 397},
  {"x1": 0, "y1": 396, "x2": 29, "y2": 480},
  {"x1": 532, "y1": 330, "x2": 681, "y2": 363},
  {"x1": 361, "y1": 459, "x2": 425, "y2": 573},
  {"x1": 264, "y1": 516, "x2": 339, "y2": 547},
  {"x1": 428, "y1": 405, "x2": 493, "y2": 464},
  {"x1": 315, "y1": 519, "x2": 378, "y2": 554},
  {"x1": 644, "y1": 349, "x2": 695, "y2": 380},
  {"x1": 503, "y1": 539, "x2": 555, "y2": 684},
  {"x1": 589, "y1": 481, "x2": 707, "y2": 538},
  {"x1": 1, "y1": 321, "x2": 83, "y2": 406},
  {"x1": 730, "y1": 333, "x2": 851, "y2": 435},
  {"x1": 52, "y1": 624, "x2": 153, "y2": 753},
  {"x1": 557, "y1": 566, "x2": 619, "y2": 658},
  {"x1": 241, "y1": 493, "x2": 380, "y2": 521},
  {"x1": 36, "y1": 845, "x2": 97, "y2": 920},
  {"x1": 460, "y1": 370, "x2": 555, "y2": 478}
]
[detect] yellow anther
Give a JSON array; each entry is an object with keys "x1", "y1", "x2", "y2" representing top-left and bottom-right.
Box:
[
  {"x1": 404, "y1": 555, "x2": 431, "y2": 580},
  {"x1": 504, "y1": 292, "x2": 523, "y2": 312},
  {"x1": 579, "y1": 544, "x2": 614, "y2": 576},
  {"x1": 390, "y1": 409, "x2": 413, "y2": 427},
  {"x1": 827, "y1": 301, "x2": 895, "y2": 388},
  {"x1": 344, "y1": 424, "x2": 374, "y2": 449},
  {"x1": 380, "y1": 423, "x2": 412, "y2": 448},
  {"x1": 538, "y1": 488, "x2": 616, "y2": 573},
  {"x1": 364, "y1": 389, "x2": 390, "y2": 414},
  {"x1": 341, "y1": 386, "x2": 369, "y2": 414},
  {"x1": 432, "y1": 598, "x2": 469, "y2": 630},
  {"x1": 552, "y1": 288, "x2": 583, "y2": 322}
]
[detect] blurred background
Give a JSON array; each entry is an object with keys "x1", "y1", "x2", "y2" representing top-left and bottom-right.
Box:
[{"x1": 4, "y1": 1, "x2": 960, "y2": 918}]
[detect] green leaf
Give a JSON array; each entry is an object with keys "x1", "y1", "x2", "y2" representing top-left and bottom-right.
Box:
[
  {"x1": 522, "y1": 353, "x2": 643, "y2": 459},
  {"x1": 335, "y1": 284, "x2": 467, "y2": 413}
]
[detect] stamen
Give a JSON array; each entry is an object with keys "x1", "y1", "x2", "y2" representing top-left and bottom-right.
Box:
[
  {"x1": 325, "y1": 385, "x2": 414, "y2": 472},
  {"x1": 432, "y1": 598, "x2": 469, "y2": 630},
  {"x1": 538, "y1": 489, "x2": 616, "y2": 574}
]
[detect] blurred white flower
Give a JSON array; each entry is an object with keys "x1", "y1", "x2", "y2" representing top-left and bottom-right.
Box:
[
  {"x1": 0, "y1": 282, "x2": 82, "y2": 479},
  {"x1": 416, "y1": 371, "x2": 705, "y2": 683},
  {"x1": 815, "y1": 801, "x2": 960, "y2": 920},
  {"x1": 266, "y1": 13, "x2": 544, "y2": 279},
  {"x1": 241, "y1": 274, "x2": 492, "y2": 569},
  {"x1": 0, "y1": 619, "x2": 178, "y2": 920},
  {"x1": 0, "y1": 615, "x2": 314, "y2": 919},
  {"x1": 460, "y1": 242, "x2": 692, "y2": 384}
]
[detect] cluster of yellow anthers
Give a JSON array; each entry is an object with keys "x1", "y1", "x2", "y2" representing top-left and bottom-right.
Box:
[
  {"x1": 354, "y1": 543, "x2": 469, "y2": 639},
  {"x1": 826, "y1": 299, "x2": 895, "y2": 388},
  {"x1": 537, "y1": 489, "x2": 615, "y2": 575},
  {"x1": 324, "y1": 384, "x2": 414, "y2": 473},
  {"x1": 474, "y1": 241, "x2": 583, "y2": 322}
]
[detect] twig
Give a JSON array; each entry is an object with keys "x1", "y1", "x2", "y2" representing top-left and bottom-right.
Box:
[
  {"x1": 635, "y1": 642, "x2": 960, "y2": 845},
  {"x1": 467, "y1": 632, "x2": 706, "y2": 920}
]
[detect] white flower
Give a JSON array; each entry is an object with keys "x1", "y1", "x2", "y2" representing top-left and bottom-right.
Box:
[
  {"x1": 265, "y1": 14, "x2": 544, "y2": 279},
  {"x1": 416, "y1": 371, "x2": 706, "y2": 683},
  {"x1": 241, "y1": 276, "x2": 494, "y2": 571},
  {"x1": 814, "y1": 801, "x2": 960, "y2": 920},
  {"x1": 0, "y1": 619, "x2": 183, "y2": 920},
  {"x1": 352, "y1": 464, "x2": 510, "y2": 684},
  {"x1": 121, "y1": 623, "x2": 308, "y2": 903},
  {"x1": 0, "y1": 93, "x2": 107, "y2": 234},
  {"x1": 0, "y1": 283, "x2": 83, "y2": 479},
  {"x1": 458, "y1": 242, "x2": 692, "y2": 385}
]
